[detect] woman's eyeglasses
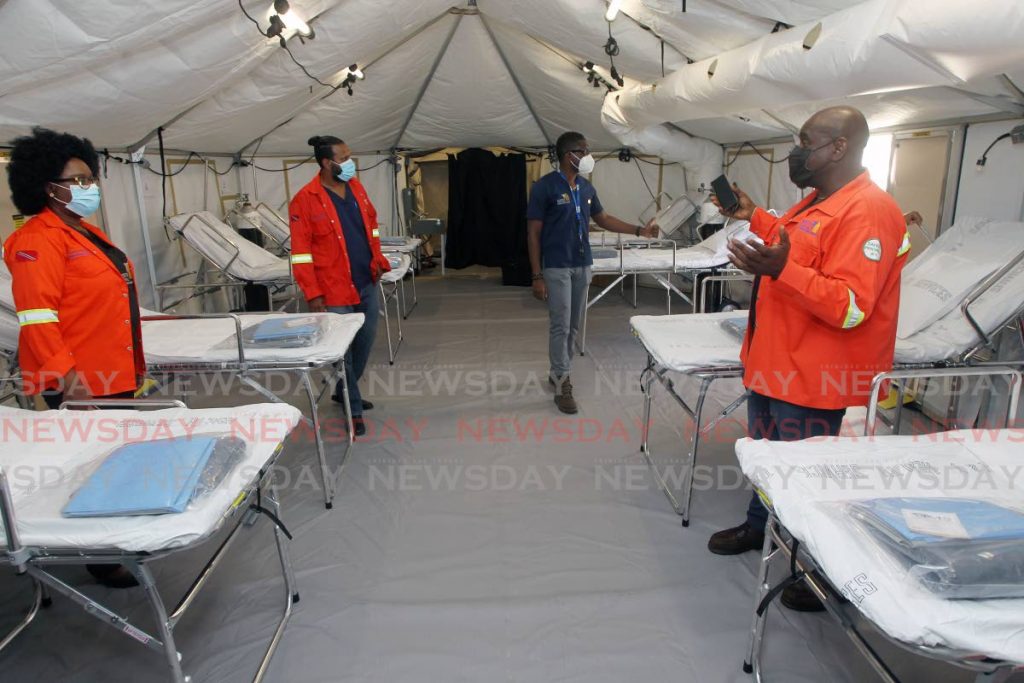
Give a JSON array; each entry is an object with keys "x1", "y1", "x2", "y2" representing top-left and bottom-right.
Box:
[{"x1": 53, "y1": 176, "x2": 99, "y2": 188}]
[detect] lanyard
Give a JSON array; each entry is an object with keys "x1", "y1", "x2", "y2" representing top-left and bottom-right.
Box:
[{"x1": 559, "y1": 172, "x2": 586, "y2": 252}]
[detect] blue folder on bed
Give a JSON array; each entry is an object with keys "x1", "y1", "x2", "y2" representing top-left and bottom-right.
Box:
[
  {"x1": 852, "y1": 497, "x2": 1024, "y2": 545},
  {"x1": 63, "y1": 436, "x2": 219, "y2": 517},
  {"x1": 245, "y1": 317, "x2": 320, "y2": 344}
]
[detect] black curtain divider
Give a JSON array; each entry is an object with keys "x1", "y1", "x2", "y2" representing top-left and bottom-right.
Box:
[{"x1": 446, "y1": 148, "x2": 530, "y2": 284}]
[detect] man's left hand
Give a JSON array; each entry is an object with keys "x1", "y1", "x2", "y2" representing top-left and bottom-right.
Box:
[
  {"x1": 639, "y1": 218, "x2": 660, "y2": 239},
  {"x1": 728, "y1": 227, "x2": 791, "y2": 279}
]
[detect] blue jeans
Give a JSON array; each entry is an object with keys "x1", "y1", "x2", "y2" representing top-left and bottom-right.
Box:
[
  {"x1": 328, "y1": 283, "x2": 379, "y2": 417},
  {"x1": 745, "y1": 391, "x2": 845, "y2": 529}
]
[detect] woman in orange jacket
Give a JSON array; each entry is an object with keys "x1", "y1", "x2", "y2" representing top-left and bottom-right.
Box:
[{"x1": 5, "y1": 127, "x2": 144, "y2": 588}]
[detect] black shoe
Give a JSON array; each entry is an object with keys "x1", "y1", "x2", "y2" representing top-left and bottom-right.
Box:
[
  {"x1": 707, "y1": 522, "x2": 765, "y2": 556},
  {"x1": 331, "y1": 396, "x2": 373, "y2": 411},
  {"x1": 781, "y1": 581, "x2": 825, "y2": 612},
  {"x1": 87, "y1": 564, "x2": 139, "y2": 589},
  {"x1": 351, "y1": 417, "x2": 366, "y2": 437}
]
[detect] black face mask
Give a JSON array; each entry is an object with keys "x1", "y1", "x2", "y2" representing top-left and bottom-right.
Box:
[{"x1": 787, "y1": 139, "x2": 836, "y2": 189}]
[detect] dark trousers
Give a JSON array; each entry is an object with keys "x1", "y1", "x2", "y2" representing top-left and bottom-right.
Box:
[
  {"x1": 745, "y1": 391, "x2": 845, "y2": 529},
  {"x1": 327, "y1": 282, "x2": 380, "y2": 417}
]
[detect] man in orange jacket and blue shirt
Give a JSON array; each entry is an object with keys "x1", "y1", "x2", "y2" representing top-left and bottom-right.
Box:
[
  {"x1": 707, "y1": 107, "x2": 910, "y2": 611},
  {"x1": 289, "y1": 135, "x2": 392, "y2": 436}
]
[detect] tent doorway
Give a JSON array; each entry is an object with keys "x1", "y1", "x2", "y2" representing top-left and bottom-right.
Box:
[{"x1": 446, "y1": 148, "x2": 530, "y2": 285}]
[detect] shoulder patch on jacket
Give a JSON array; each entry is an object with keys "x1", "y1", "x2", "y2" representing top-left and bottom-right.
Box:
[{"x1": 862, "y1": 238, "x2": 882, "y2": 262}]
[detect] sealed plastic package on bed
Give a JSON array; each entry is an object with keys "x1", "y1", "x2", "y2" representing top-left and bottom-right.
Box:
[{"x1": 846, "y1": 497, "x2": 1024, "y2": 599}]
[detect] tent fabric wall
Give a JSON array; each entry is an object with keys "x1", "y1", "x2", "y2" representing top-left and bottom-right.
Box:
[{"x1": 955, "y1": 121, "x2": 1024, "y2": 223}]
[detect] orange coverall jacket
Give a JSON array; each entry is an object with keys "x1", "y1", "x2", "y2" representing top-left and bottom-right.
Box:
[
  {"x1": 4, "y1": 208, "x2": 143, "y2": 396},
  {"x1": 740, "y1": 172, "x2": 910, "y2": 409},
  {"x1": 288, "y1": 175, "x2": 392, "y2": 307}
]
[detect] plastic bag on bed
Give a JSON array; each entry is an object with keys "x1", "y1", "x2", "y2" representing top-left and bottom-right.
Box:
[
  {"x1": 241, "y1": 315, "x2": 325, "y2": 348},
  {"x1": 62, "y1": 435, "x2": 247, "y2": 517},
  {"x1": 846, "y1": 497, "x2": 1024, "y2": 599},
  {"x1": 379, "y1": 235, "x2": 407, "y2": 247},
  {"x1": 591, "y1": 248, "x2": 619, "y2": 260},
  {"x1": 718, "y1": 316, "x2": 748, "y2": 340}
]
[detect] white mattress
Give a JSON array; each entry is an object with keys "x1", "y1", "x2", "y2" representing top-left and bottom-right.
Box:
[
  {"x1": 0, "y1": 403, "x2": 301, "y2": 552},
  {"x1": 736, "y1": 430, "x2": 1024, "y2": 664},
  {"x1": 254, "y1": 204, "x2": 291, "y2": 246},
  {"x1": 631, "y1": 313, "x2": 745, "y2": 371},
  {"x1": 167, "y1": 211, "x2": 291, "y2": 283},
  {"x1": 381, "y1": 237, "x2": 423, "y2": 254},
  {"x1": 592, "y1": 248, "x2": 678, "y2": 273},
  {"x1": 142, "y1": 312, "x2": 363, "y2": 366},
  {"x1": 381, "y1": 253, "x2": 411, "y2": 284},
  {"x1": 898, "y1": 216, "x2": 1024, "y2": 339}
]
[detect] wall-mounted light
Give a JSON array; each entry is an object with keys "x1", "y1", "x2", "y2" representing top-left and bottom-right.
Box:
[
  {"x1": 605, "y1": 0, "x2": 622, "y2": 22},
  {"x1": 266, "y1": 0, "x2": 314, "y2": 40}
]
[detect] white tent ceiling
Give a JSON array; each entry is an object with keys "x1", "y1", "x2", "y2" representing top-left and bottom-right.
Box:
[{"x1": 0, "y1": 0, "x2": 1022, "y2": 155}]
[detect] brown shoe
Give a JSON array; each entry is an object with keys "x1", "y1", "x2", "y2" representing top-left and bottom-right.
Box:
[
  {"x1": 707, "y1": 522, "x2": 765, "y2": 555},
  {"x1": 551, "y1": 376, "x2": 578, "y2": 414},
  {"x1": 781, "y1": 581, "x2": 826, "y2": 612}
]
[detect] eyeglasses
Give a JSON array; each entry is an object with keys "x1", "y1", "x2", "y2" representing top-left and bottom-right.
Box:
[{"x1": 53, "y1": 176, "x2": 98, "y2": 188}]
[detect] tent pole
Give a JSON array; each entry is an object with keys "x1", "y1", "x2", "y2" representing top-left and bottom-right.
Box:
[
  {"x1": 130, "y1": 162, "x2": 161, "y2": 309},
  {"x1": 392, "y1": 14, "x2": 464, "y2": 150},
  {"x1": 479, "y1": 14, "x2": 552, "y2": 146}
]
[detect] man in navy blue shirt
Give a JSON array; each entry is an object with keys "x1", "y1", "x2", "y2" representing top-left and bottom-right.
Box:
[{"x1": 527, "y1": 132, "x2": 658, "y2": 414}]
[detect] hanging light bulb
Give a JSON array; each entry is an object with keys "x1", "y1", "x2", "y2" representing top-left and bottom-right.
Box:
[
  {"x1": 346, "y1": 64, "x2": 364, "y2": 80},
  {"x1": 267, "y1": 0, "x2": 314, "y2": 39},
  {"x1": 605, "y1": 0, "x2": 622, "y2": 22}
]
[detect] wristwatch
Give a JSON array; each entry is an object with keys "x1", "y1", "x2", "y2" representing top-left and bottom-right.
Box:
[
  {"x1": 635, "y1": 226, "x2": 641, "y2": 237},
  {"x1": 532, "y1": 273, "x2": 544, "y2": 281}
]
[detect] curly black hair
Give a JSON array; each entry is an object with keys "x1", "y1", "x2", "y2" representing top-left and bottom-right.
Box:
[{"x1": 7, "y1": 127, "x2": 100, "y2": 215}]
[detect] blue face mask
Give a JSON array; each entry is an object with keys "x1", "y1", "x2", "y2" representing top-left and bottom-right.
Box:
[
  {"x1": 333, "y1": 159, "x2": 357, "y2": 182},
  {"x1": 52, "y1": 182, "x2": 102, "y2": 217}
]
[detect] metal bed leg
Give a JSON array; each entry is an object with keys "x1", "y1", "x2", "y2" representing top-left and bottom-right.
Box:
[
  {"x1": 743, "y1": 513, "x2": 780, "y2": 680},
  {"x1": 400, "y1": 266, "x2": 418, "y2": 319},
  {"x1": 127, "y1": 562, "x2": 187, "y2": 683},
  {"x1": 0, "y1": 578, "x2": 43, "y2": 653},
  {"x1": 639, "y1": 368, "x2": 685, "y2": 518},
  {"x1": 679, "y1": 378, "x2": 712, "y2": 527},
  {"x1": 252, "y1": 474, "x2": 298, "y2": 683},
  {"x1": 301, "y1": 371, "x2": 335, "y2": 509},
  {"x1": 633, "y1": 273, "x2": 638, "y2": 308}
]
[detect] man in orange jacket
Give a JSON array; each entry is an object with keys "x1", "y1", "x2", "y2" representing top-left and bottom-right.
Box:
[
  {"x1": 707, "y1": 107, "x2": 910, "y2": 611},
  {"x1": 289, "y1": 135, "x2": 392, "y2": 436}
]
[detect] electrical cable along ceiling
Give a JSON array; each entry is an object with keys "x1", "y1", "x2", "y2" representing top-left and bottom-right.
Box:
[{"x1": 0, "y1": 0, "x2": 1022, "y2": 155}]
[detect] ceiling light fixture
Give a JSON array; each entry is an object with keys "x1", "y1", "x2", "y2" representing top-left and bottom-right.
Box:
[{"x1": 267, "y1": 0, "x2": 314, "y2": 40}]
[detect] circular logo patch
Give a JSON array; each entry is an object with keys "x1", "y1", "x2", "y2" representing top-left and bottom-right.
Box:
[{"x1": 862, "y1": 238, "x2": 882, "y2": 262}]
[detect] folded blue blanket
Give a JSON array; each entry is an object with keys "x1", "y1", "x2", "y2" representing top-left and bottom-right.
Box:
[{"x1": 63, "y1": 436, "x2": 219, "y2": 517}]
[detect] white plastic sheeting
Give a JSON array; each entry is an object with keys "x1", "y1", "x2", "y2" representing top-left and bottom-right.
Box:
[
  {"x1": 737, "y1": 431, "x2": 1024, "y2": 664},
  {"x1": 141, "y1": 312, "x2": 364, "y2": 365},
  {"x1": 0, "y1": 403, "x2": 301, "y2": 552}
]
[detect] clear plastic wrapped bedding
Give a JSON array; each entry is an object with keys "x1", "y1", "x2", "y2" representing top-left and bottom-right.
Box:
[
  {"x1": 379, "y1": 235, "x2": 408, "y2": 246},
  {"x1": 240, "y1": 315, "x2": 325, "y2": 348},
  {"x1": 847, "y1": 497, "x2": 1024, "y2": 600},
  {"x1": 61, "y1": 435, "x2": 248, "y2": 518},
  {"x1": 591, "y1": 248, "x2": 619, "y2": 260}
]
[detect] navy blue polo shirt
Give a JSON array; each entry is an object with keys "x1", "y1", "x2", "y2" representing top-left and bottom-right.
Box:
[
  {"x1": 527, "y1": 171, "x2": 604, "y2": 268},
  {"x1": 327, "y1": 184, "x2": 373, "y2": 292}
]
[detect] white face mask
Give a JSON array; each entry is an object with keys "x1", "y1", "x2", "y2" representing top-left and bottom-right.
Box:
[{"x1": 571, "y1": 152, "x2": 596, "y2": 175}]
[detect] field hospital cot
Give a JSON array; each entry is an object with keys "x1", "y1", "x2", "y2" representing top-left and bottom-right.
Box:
[
  {"x1": 578, "y1": 220, "x2": 757, "y2": 354},
  {"x1": 631, "y1": 216, "x2": 1024, "y2": 525},
  {"x1": 0, "y1": 402, "x2": 302, "y2": 683},
  {"x1": 0, "y1": 268, "x2": 362, "y2": 509},
  {"x1": 737, "y1": 404, "x2": 1024, "y2": 683},
  {"x1": 179, "y1": 206, "x2": 413, "y2": 359},
  {"x1": 162, "y1": 211, "x2": 296, "y2": 312}
]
